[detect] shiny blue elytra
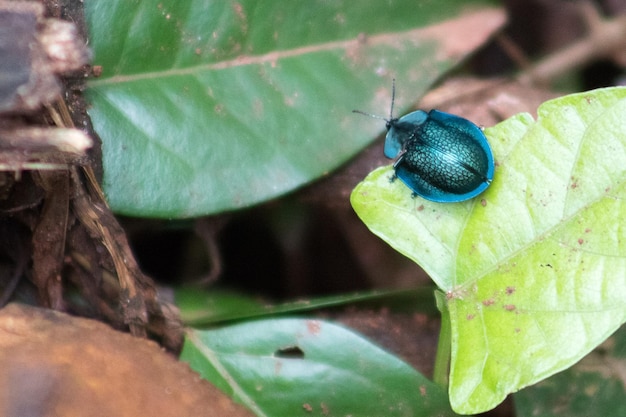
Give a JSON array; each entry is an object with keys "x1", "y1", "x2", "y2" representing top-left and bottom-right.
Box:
[{"x1": 354, "y1": 83, "x2": 495, "y2": 203}]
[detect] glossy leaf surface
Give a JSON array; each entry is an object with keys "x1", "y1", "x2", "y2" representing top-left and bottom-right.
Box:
[
  {"x1": 84, "y1": 0, "x2": 502, "y2": 217},
  {"x1": 181, "y1": 319, "x2": 456, "y2": 417},
  {"x1": 351, "y1": 88, "x2": 626, "y2": 413}
]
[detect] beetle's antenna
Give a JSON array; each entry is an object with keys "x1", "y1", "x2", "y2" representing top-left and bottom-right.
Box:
[{"x1": 389, "y1": 78, "x2": 396, "y2": 120}]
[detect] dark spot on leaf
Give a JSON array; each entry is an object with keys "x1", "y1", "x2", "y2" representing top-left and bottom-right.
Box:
[
  {"x1": 482, "y1": 299, "x2": 495, "y2": 306},
  {"x1": 505, "y1": 286, "x2": 515, "y2": 295},
  {"x1": 504, "y1": 304, "x2": 516, "y2": 311},
  {"x1": 467, "y1": 314, "x2": 475, "y2": 320}
]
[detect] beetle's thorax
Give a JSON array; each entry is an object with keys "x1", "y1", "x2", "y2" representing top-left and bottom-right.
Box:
[{"x1": 388, "y1": 119, "x2": 418, "y2": 143}]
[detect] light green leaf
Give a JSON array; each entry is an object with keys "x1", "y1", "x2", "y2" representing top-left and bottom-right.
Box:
[
  {"x1": 514, "y1": 325, "x2": 626, "y2": 417},
  {"x1": 181, "y1": 319, "x2": 456, "y2": 417},
  {"x1": 84, "y1": 0, "x2": 503, "y2": 217},
  {"x1": 351, "y1": 87, "x2": 626, "y2": 413}
]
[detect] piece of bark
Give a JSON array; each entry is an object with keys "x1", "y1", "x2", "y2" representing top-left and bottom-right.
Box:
[{"x1": 0, "y1": 1, "x2": 89, "y2": 114}]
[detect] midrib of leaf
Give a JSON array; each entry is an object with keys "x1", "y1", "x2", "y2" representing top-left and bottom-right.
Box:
[
  {"x1": 88, "y1": 23, "x2": 443, "y2": 87},
  {"x1": 185, "y1": 331, "x2": 268, "y2": 417},
  {"x1": 452, "y1": 186, "x2": 624, "y2": 298}
]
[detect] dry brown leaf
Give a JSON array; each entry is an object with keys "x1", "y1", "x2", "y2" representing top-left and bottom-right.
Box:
[{"x1": 0, "y1": 303, "x2": 254, "y2": 417}]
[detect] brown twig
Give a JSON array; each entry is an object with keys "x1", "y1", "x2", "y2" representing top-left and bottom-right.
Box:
[
  {"x1": 49, "y1": 98, "x2": 183, "y2": 348},
  {"x1": 518, "y1": 6, "x2": 626, "y2": 85}
]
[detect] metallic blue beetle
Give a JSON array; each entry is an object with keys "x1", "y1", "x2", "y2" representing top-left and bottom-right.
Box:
[{"x1": 354, "y1": 82, "x2": 495, "y2": 202}]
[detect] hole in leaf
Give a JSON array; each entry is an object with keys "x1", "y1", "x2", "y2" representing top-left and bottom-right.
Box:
[{"x1": 274, "y1": 345, "x2": 305, "y2": 359}]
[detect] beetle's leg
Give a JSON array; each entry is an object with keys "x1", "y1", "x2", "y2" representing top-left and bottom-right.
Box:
[{"x1": 389, "y1": 152, "x2": 407, "y2": 184}]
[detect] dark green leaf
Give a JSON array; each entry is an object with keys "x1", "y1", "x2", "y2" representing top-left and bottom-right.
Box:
[
  {"x1": 84, "y1": 0, "x2": 503, "y2": 217},
  {"x1": 181, "y1": 319, "x2": 456, "y2": 416},
  {"x1": 175, "y1": 287, "x2": 438, "y2": 326}
]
